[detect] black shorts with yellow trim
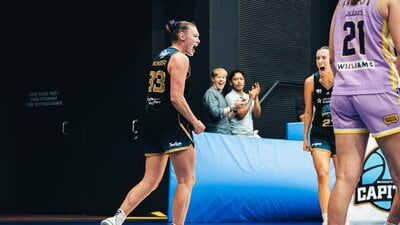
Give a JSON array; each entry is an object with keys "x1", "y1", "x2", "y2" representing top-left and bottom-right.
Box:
[
  {"x1": 143, "y1": 115, "x2": 193, "y2": 156},
  {"x1": 310, "y1": 126, "x2": 336, "y2": 155}
]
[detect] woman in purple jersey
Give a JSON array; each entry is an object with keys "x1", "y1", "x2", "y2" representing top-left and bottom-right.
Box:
[
  {"x1": 101, "y1": 19, "x2": 205, "y2": 225},
  {"x1": 328, "y1": 0, "x2": 400, "y2": 225}
]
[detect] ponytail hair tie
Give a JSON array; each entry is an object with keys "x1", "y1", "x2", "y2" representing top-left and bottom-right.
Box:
[{"x1": 172, "y1": 20, "x2": 178, "y2": 28}]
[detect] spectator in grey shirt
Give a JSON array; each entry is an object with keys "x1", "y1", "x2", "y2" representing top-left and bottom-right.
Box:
[{"x1": 203, "y1": 68, "x2": 244, "y2": 134}]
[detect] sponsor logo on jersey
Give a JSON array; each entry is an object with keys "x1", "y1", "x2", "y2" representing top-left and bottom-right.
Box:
[
  {"x1": 346, "y1": 9, "x2": 363, "y2": 17},
  {"x1": 337, "y1": 60, "x2": 375, "y2": 71},
  {"x1": 159, "y1": 49, "x2": 169, "y2": 58},
  {"x1": 152, "y1": 60, "x2": 167, "y2": 66},
  {"x1": 147, "y1": 97, "x2": 161, "y2": 105}
]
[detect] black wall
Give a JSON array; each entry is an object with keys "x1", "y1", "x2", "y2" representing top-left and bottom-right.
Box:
[
  {"x1": 2, "y1": 0, "x2": 210, "y2": 217},
  {"x1": 3, "y1": 2, "x2": 156, "y2": 215}
]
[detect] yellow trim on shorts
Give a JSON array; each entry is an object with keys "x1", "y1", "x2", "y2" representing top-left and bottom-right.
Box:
[
  {"x1": 311, "y1": 148, "x2": 336, "y2": 157},
  {"x1": 334, "y1": 128, "x2": 369, "y2": 135},
  {"x1": 143, "y1": 115, "x2": 193, "y2": 157},
  {"x1": 179, "y1": 122, "x2": 193, "y2": 142},
  {"x1": 166, "y1": 146, "x2": 189, "y2": 154},
  {"x1": 177, "y1": 114, "x2": 193, "y2": 143},
  {"x1": 144, "y1": 152, "x2": 165, "y2": 157},
  {"x1": 311, "y1": 148, "x2": 331, "y2": 153},
  {"x1": 373, "y1": 127, "x2": 400, "y2": 139},
  {"x1": 144, "y1": 146, "x2": 189, "y2": 157}
]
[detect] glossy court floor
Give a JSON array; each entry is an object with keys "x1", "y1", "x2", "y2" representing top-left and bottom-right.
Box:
[{"x1": 0, "y1": 215, "x2": 386, "y2": 225}]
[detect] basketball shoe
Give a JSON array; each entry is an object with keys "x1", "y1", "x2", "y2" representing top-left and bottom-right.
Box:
[{"x1": 100, "y1": 209, "x2": 126, "y2": 225}]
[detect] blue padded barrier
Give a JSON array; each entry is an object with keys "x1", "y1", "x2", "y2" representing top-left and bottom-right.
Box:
[
  {"x1": 286, "y1": 122, "x2": 304, "y2": 141},
  {"x1": 168, "y1": 132, "x2": 333, "y2": 222}
]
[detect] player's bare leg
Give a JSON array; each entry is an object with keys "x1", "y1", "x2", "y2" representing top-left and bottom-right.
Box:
[
  {"x1": 101, "y1": 154, "x2": 169, "y2": 225},
  {"x1": 328, "y1": 133, "x2": 369, "y2": 225},
  {"x1": 376, "y1": 133, "x2": 400, "y2": 225},
  {"x1": 169, "y1": 145, "x2": 196, "y2": 225},
  {"x1": 311, "y1": 150, "x2": 332, "y2": 224}
]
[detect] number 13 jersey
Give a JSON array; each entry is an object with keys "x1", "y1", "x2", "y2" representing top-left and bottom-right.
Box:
[{"x1": 145, "y1": 47, "x2": 191, "y2": 126}]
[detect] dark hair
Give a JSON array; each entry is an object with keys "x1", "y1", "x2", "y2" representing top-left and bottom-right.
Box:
[
  {"x1": 319, "y1": 46, "x2": 329, "y2": 50},
  {"x1": 165, "y1": 19, "x2": 196, "y2": 42},
  {"x1": 228, "y1": 69, "x2": 245, "y2": 81},
  {"x1": 316, "y1": 46, "x2": 329, "y2": 53}
]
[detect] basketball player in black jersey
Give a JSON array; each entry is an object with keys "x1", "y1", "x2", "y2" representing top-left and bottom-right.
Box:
[
  {"x1": 303, "y1": 46, "x2": 339, "y2": 225},
  {"x1": 101, "y1": 19, "x2": 205, "y2": 225}
]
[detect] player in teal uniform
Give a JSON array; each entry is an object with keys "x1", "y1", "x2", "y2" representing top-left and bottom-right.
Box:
[{"x1": 303, "y1": 46, "x2": 338, "y2": 225}]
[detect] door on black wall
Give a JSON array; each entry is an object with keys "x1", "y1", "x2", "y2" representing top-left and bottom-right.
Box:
[
  {"x1": 6, "y1": 1, "x2": 164, "y2": 215},
  {"x1": 14, "y1": 88, "x2": 86, "y2": 213}
]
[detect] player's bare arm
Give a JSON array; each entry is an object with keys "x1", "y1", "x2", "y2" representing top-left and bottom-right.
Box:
[{"x1": 169, "y1": 52, "x2": 205, "y2": 133}]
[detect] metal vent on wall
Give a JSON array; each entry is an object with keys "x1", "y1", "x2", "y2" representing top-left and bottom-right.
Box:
[{"x1": 238, "y1": 0, "x2": 312, "y2": 138}]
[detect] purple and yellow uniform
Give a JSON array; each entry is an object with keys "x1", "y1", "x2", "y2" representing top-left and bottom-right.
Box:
[
  {"x1": 143, "y1": 47, "x2": 193, "y2": 156},
  {"x1": 331, "y1": 0, "x2": 400, "y2": 138}
]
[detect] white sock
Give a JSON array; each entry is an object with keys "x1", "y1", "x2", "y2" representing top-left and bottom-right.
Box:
[
  {"x1": 384, "y1": 222, "x2": 396, "y2": 225},
  {"x1": 322, "y1": 213, "x2": 328, "y2": 223},
  {"x1": 115, "y1": 209, "x2": 127, "y2": 225}
]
